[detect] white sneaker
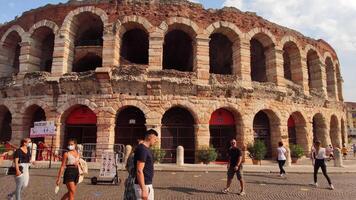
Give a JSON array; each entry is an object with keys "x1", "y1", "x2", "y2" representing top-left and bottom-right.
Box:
[
  {"x1": 310, "y1": 182, "x2": 318, "y2": 188},
  {"x1": 7, "y1": 194, "x2": 13, "y2": 200},
  {"x1": 222, "y1": 188, "x2": 230, "y2": 194},
  {"x1": 239, "y1": 191, "x2": 246, "y2": 196},
  {"x1": 329, "y1": 184, "x2": 335, "y2": 190},
  {"x1": 279, "y1": 174, "x2": 284, "y2": 177}
]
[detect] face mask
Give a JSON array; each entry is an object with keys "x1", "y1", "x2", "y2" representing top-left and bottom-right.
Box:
[
  {"x1": 27, "y1": 143, "x2": 32, "y2": 148},
  {"x1": 67, "y1": 145, "x2": 75, "y2": 151}
]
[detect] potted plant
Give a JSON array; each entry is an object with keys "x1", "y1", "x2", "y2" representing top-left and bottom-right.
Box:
[
  {"x1": 247, "y1": 140, "x2": 267, "y2": 165},
  {"x1": 290, "y1": 144, "x2": 304, "y2": 163},
  {"x1": 150, "y1": 146, "x2": 166, "y2": 164},
  {"x1": 197, "y1": 146, "x2": 218, "y2": 164}
]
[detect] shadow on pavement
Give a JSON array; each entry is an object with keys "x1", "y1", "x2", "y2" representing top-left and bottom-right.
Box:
[{"x1": 155, "y1": 186, "x2": 223, "y2": 195}]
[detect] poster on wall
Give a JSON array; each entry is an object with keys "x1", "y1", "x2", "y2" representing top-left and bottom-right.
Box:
[
  {"x1": 30, "y1": 121, "x2": 56, "y2": 138},
  {"x1": 99, "y1": 151, "x2": 117, "y2": 178}
]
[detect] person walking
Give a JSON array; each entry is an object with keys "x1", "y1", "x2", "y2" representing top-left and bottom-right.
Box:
[
  {"x1": 341, "y1": 144, "x2": 348, "y2": 160},
  {"x1": 276, "y1": 142, "x2": 287, "y2": 177},
  {"x1": 311, "y1": 140, "x2": 334, "y2": 190},
  {"x1": 7, "y1": 138, "x2": 32, "y2": 200},
  {"x1": 124, "y1": 140, "x2": 143, "y2": 200},
  {"x1": 352, "y1": 143, "x2": 356, "y2": 158},
  {"x1": 222, "y1": 139, "x2": 245, "y2": 196},
  {"x1": 56, "y1": 139, "x2": 80, "y2": 200},
  {"x1": 134, "y1": 130, "x2": 158, "y2": 200}
]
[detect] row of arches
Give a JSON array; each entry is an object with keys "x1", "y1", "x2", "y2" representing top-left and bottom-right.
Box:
[
  {"x1": 0, "y1": 104, "x2": 346, "y2": 163},
  {"x1": 0, "y1": 7, "x2": 342, "y2": 100}
]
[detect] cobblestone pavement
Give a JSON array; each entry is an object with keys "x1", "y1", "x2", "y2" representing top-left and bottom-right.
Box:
[{"x1": 1, "y1": 169, "x2": 355, "y2": 200}]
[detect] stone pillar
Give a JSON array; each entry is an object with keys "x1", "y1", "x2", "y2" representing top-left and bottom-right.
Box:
[
  {"x1": 52, "y1": 33, "x2": 72, "y2": 76},
  {"x1": 265, "y1": 46, "x2": 286, "y2": 91},
  {"x1": 0, "y1": 45, "x2": 10, "y2": 77},
  {"x1": 237, "y1": 38, "x2": 252, "y2": 88},
  {"x1": 299, "y1": 54, "x2": 310, "y2": 95},
  {"x1": 148, "y1": 32, "x2": 164, "y2": 71},
  {"x1": 328, "y1": 69, "x2": 339, "y2": 101},
  {"x1": 195, "y1": 123, "x2": 209, "y2": 163},
  {"x1": 333, "y1": 148, "x2": 343, "y2": 167},
  {"x1": 124, "y1": 145, "x2": 132, "y2": 164},
  {"x1": 319, "y1": 62, "x2": 328, "y2": 98},
  {"x1": 96, "y1": 113, "x2": 116, "y2": 161},
  {"x1": 102, "y1": 24, "x2": 119, "y2": 68},
  {"x1": 285, "y1": 146, "x2": 292, "y2": 167},
  {"x1": 10, "y1": 113, "x2": 24, "y2": 146},
  {"x1": 195, "y1": 36, "x2": 210, "y2": 85},
  {"x1": 176, "y1": 146, "x2": 184, "y2": 166},
  {"x1": 19, "y1": 39, "x2": 41, "y2": 74},
  {"x1": 241, "y1": 125, "x2": 254, "y2": 162}
]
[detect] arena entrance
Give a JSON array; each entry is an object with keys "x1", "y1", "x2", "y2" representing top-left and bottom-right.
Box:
[
  {"x1": 161, "y1": 107, "x2": 195, "y2": 163},
  {"x1": 0, "y1": 106, "x2": 12, "y2": 143},
  {"x1": 115, "y1": 106, "x2": 146, "y2": 147},
  {"x1": 288, "y1": 116, "x2": 297, "y2": 145},
  {"x1": 253, "y1": 111, "x2": 271, "y2": 158},
  {"x1": 28, "y1": 106, "x2": 46, "y2": 144},
  {"x1": 64, "y1": 106, "x2": 97, "y2": 160},
  {"x1": 209, "y1": 108, "x2": 236, "y2": 161}
]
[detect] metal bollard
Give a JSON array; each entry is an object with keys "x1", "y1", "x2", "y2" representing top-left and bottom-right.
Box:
[
  {"x1": 333, "y1": 148, "x2": 343, "y2": 167},
  {"x1": 176, "y1": 146, "x2": 184, "y2": 166}
]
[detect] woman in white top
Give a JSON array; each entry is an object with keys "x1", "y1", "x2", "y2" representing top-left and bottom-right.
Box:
[
  {"x1": 276, "y1": 142, "x2": 287, "y2": 177},
  {"x1": 56, "y1": 139, "x2": 80, "y2": 200},
  {"x1": 311, "y1": 140, "x2": 334, "y2": 190}
]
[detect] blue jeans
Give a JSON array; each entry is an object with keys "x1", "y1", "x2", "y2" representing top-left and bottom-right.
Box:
[{"x1": 9, "y1": 163, "x2": 30, "y2": 200}]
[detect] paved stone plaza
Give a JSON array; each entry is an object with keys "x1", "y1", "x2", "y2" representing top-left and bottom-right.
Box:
[{"x1": 1, "y1": 169, "x2": 355, "y2": 200}]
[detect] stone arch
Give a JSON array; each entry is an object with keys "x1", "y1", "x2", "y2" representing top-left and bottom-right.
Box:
[
  {"x1": 0, "y1": 25, "x2": 27, "y2": 43},
  {"x1": 118, "y1": 16, "x2": 152, "y2": 65},
  {"x1": 21, "y1": 104, "x2": 47, "y2": 139},
  {"x1": 161, "y1": 105, "x2": 196, "y2": 163},
  {"x1": 0, "y1": 26, "x2": 26, "y2": 76},
  {"x1": 330, "y1": 115, "x2": 341, "y2": 148},
  {"x1": 280, "y1": 37, "x2": 303, "y2": 85},
  {"x1": 61, "y1": 6, "x2": 109, "y2": 33},
  {"x1": 160, "y1": 102, "x2": 199, "y2": 125},
  {"x1": 325, "y1": 56, "x2": 337, "y2": 99},
  {"x1": 305, "y1": 46, "x2": 323, "y2": 94},
  {"x1": 252, "y1": 108, "x2": 281, "y2": 158},
  {"x1": 312, "y1": 113, "x2": 328, "y2": 146},
  {"x1": 115, "y1": 106, "x2": 147, "y2": 146},
  {"x1": 112, "y1": 100, "x2": 150, "y2": 121},
  {"x1": 159, "y1": 17, "x2": 200, "y2": 37},
  {"x1": 160, "y1": 18, "x2": 199, "y2": 72},
  {"x1": 57, "y1": 98, "x2": 98, "y2": 122},
  {"x1": 206, "y1": 21, "x2": 242, "y2": 75},
  {"x1": 0, "y1": 105, "x2": 12, "y2": 142},
  {"x1": 60, "y1": 6, "x2": 108, "y2": 73},
  {"x1": 247, "y1": 28, "x2": 276, "y2": 83},
  {"x1": 288, "y1": 111, "x2": 309, "y2": 154},
  {"x1": 29, "y1": 20, "x2": 59, "y2": 36}
]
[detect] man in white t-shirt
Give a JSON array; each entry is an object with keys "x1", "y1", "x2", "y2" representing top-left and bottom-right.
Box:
[{"x1": 276, "y1": 142, "x2": 287, "y2": 177}]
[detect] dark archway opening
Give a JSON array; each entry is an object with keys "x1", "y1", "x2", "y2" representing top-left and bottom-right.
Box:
[
  {"x1": 209, "y1": 33, "x2": 232, "y2": 75},
  {"x1": 161, "y1": 107, "x2": 195, "y2": 163},
  {"x1": 0, "y1": 110, "x2": 12, "y2": 143},
  {"x1": 288, "y1": 116, "x2": 297, "y2": 145},
  {"x1": 73, "y1": 53, "x2": 102, "y2": 72},
  {"x1": 250, "y1": 39, "x2": 267, "y2": 82},
  {"x1": 115, "y1": 106, "x2": 146, "y2": 147},
  {"x1": 121, "y1": 29, "x2": 149, "y2": 65},
  {"x1": 163, "y1": 30, "x2": 193, "y2": 72},
  {"x1": 209, "y1": 108, "x2": 236, "y2": 161},
  {"x1": 253, "y1": 111, "x2": 271, "y2": 157}
]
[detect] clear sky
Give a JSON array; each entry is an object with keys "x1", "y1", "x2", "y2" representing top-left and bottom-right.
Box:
[{"x1": 0, "y1": 0, "x2": 355, "y2": 102}]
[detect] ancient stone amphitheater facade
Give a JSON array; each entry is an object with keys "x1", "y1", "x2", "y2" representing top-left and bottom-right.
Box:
[{"x1": 0, "y1": 0, "x2": 347, "y2": 162}]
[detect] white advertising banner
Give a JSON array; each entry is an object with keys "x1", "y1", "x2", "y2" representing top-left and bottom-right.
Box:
[{"x1": 30, "y1": 121, "x2": 56, "y2": 138}]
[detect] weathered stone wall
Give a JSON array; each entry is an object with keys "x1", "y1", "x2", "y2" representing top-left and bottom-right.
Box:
[{"x1": 0, "y1": 0, "x2": 346, "y2": 161}]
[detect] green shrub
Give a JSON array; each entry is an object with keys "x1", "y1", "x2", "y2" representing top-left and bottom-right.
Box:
[
  {"x1": 290, "y1": 144, "x2": 304, "y2": 158},
  {"x1": 0, "y1": 144, "x2": 5, "y2": 154},
  {"x1": 247, "y1": 140, "x2": 267, "y2": 161},
  {"x1": 150, "y1": 146, "x2": 166, "y2": 163},
  {"x1": 197, "y1": 146, "x2": 218, "y2": 164}
]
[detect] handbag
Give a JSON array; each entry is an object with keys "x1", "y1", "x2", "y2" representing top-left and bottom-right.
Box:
[{"x1": 7, "y1": 165, "x2": 23, "y2": 175}]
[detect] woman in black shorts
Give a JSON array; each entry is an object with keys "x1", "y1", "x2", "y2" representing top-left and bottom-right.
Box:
[{"x1": 56, "y1": 139, "x2": 80, "y2": 200}]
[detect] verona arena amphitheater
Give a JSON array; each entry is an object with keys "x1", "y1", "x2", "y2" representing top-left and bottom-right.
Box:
[{"x1": 0, "y1": 0, "x2": 347, "y2": 163}]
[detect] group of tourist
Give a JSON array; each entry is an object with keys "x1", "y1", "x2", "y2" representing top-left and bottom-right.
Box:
[{"x1": 6, "y1": 132, "x2": 355, "y2": 200}]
